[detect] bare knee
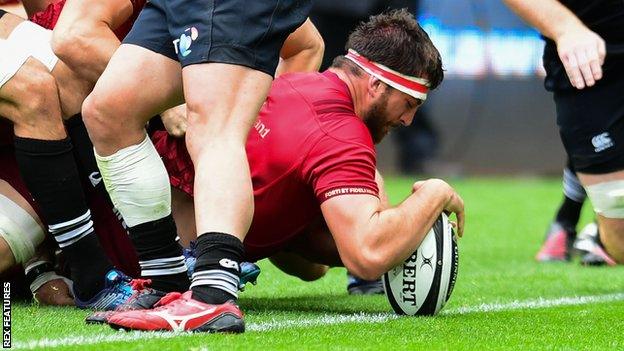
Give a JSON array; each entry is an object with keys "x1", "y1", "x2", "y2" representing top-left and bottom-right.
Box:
[
  {"x1": 296, "y1": 265, "x2": 329, "y2": 282},
  {"x1": 269, "y1": 252, "x2": 330, "y2": 282},
  {"x1": 7, "y1": 60, "x2": 64, "y2": 139},
  {"x1": 82, "y1": 90, "x2": 129, "y2": 150}
]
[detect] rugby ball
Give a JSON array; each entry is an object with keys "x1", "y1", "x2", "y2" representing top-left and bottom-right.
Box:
[{"x1": 382, "y1": 213, "x2": 458, "y2": 316}]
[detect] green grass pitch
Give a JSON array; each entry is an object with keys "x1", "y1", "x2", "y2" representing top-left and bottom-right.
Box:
[{"x1": 9, "y1": 177, "x2": 624, "y2": 350}]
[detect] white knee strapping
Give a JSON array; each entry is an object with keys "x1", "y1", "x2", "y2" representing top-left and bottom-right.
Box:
[
  {"x1": 585, "y1": 180, "x2": 624, "y2": 219},
  {"x1": 0, "y1": 194, "x2": 45, "y2": 264},
  {"x1": 0, "y1": 21, "x2": 59, "y2": 88},
  {"x1": 95, "y1": 135, "x2": 172, "y2": 227}
]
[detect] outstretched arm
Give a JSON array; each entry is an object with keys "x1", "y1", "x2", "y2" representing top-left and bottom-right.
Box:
[
  {"x1": 503, "y1": 0, "x2": 605, "y2": 89},
  {"x1": 321, "y1": 178, "x2": 464, "y2": 280},
  {"x1": 51, "y1": 0, "x2": 133, "y2": 84},
  {"x1": 275, "y1": 18, "x2": 324, "y2": 76}
]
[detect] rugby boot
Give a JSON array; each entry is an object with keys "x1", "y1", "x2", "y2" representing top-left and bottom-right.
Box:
[
  {"x1": 74, "y1": 269, "x2": 136, "y2": 310},
  {"x1": 85, "y1": 278, "x2": 166, "y2": 324},
  {"x1": 183, "y1": 241, "x2": 197, "y2": 278},
  {"x1": 574, "y1": 223, "x2": 617, "y2": 266},
  {"x1": 108, "y1": 290, "x2": 245, "y2": 333},
  {"x1": 347, "y1": 273, "x2": 384, "y2": 295},
  {"x1": 239, "y1": 262, "x2": 261, "y2": 291},
  {"x1": 535, "y1": 222, "x2": 575, "y2": 262}
]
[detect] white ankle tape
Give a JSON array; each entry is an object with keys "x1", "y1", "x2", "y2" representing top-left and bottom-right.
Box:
[
  {"x1": 585, "y1": 180, "x2": 624, "y2": 219},
  {"x1": 95, "y1": 136, "x2": 172, "y2": 227}
]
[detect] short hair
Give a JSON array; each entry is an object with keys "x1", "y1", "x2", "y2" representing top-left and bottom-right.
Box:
[{"x1": 331, "y1": 9, "x2": 444, "y2": 90}]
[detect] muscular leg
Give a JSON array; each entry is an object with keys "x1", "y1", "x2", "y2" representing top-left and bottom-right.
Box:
[
  {"x1": 182, "y1": 64, "x2": 272, "y2": 304},
  {"x1": 184, "y1": 64, "x2": 271, "y2": 238},
  {"x1": 83, "y1": 44, "x2": 188, "y2": 292},
  {"x1": 84, "y1": 45, "x2": 183, "y2": 154},
  {"x1": 577, "y1": 170, "x2": 624, "y2": 263}
]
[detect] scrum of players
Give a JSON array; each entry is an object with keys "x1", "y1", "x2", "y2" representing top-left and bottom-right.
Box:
[
  {"x1": 0, "y1": 0, "x2": 619, "y2": 333},
  {"x1": 0, "y1": 0, "x2": 463, "y2": 331}
]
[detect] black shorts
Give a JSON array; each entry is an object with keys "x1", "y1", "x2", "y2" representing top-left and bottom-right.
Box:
[
  {"x1": 123, "y1": 0, "x2": 311, "y2": 76},
  {"x1": 556, "y1": 76, "x2": 624, "y2": 174}
]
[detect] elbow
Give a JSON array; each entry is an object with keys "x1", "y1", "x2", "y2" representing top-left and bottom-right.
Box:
[{"x1": 344, "y1": 247, "x2": 388, "y2": 281}]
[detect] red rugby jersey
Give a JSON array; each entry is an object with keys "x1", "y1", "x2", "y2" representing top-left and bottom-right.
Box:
[{"x1": 154, "y1": 71, "x2": 379, "y2": 261}]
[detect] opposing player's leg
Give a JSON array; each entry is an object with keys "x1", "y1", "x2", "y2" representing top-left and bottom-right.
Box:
[
  {"x1": 536, "y1": 162, "x2": 586, "y2": 262},
  {"x1": 183, "y1": 64, "x2": 270, "y2": 302},
  {"x1": 555, "y1": 75, "x2": 624, "y2": 265},
  {"x1": 0, "y1": 12, "x2": 123, "y2": 305},
  {"x1": 178, "y1": 0, "x2": 311, "y2": 313},
  {"x1": 82, "y1": 0, "x2": 188, "y2": 295},
  {"x1": 107, "y1": 0, "x2": 311, "y2": 332}
]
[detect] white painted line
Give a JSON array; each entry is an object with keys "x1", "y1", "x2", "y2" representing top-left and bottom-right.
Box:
[
  {"x1": 247, "y1": 313, "x2": 397, "y2": 332},
  {"x1": 12, "y1": 293, "x2": 624, "y2": 350},
  {"x1": 442, "y1": 293, "x2": 624, "y2": 315}
]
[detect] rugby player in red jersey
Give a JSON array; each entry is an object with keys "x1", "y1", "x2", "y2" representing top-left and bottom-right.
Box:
[{"x1": 106, "y1": 10, "x2": 464, "y2": 333}]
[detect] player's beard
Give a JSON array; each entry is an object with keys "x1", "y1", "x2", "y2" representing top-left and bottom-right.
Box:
[{"x1": 363, "y1": 91, "x2": 394, "y2": 144}]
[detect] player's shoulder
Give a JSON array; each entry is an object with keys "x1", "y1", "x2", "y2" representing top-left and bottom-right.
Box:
[{"x1": 277, "y1": 71, "x2": 373, "y2": 148}]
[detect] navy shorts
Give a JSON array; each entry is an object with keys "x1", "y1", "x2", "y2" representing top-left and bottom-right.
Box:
[
  {"x1": 123, "y1": 0, "x2": 312, "y2": 76},
  {"x1": 556, "y1": 75, "x2": 624, "y2": 174}
]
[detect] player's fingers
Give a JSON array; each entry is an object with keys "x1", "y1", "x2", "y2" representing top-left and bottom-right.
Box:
[
  {"x1": 456, "y1": 211, "x2": 465, "y2": 237},
  {"x1": 587, "y1": 48, "x2": 603, "y2": 81},
  {"x1": 562, "y1": 52, "x2": 584, "y2": 89},
  {"x1": 575, "y1": 50, "x2": 595, "y2": 87}
]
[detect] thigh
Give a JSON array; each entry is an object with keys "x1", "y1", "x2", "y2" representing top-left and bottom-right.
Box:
[
  {"x1": 96, "y1": 0, "x2": 183, "y2": 116},
  {"x1": 182, "y1": 63, "x2": 272, "y2": 144},
  {"x1": 89, "y1": 43, "x2": 184, "y2": 127}
]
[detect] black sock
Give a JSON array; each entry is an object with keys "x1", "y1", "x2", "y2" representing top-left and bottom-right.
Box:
[
  {"x1": 128, "y1": 214, "x2": 190, "y2": 292},
  {"x1": 65, "y1": 115, "x2": 128, "y2": 229},
  {"x1": 14, "y1": 137, "x2": 112, "y2": 300},
  {"x1": 555, "y1": 195, "x2": 583, "y2": 235},
  {"x1": 191, "y1": 233, "x2": 243, "y2": 304},
  {"x1": 65, "y1": 115, "x2": 105, "y2": 192}
]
